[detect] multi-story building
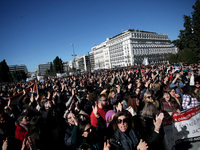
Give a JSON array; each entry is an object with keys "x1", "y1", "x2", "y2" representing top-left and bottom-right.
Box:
[
  {"x1": 9, "y1": 64, "x2": 28, "y2": 75},
  {"x1": 89, "y1": 51, "x2": 95, "y2": 71},
  {"x1": 67, "y1": 55, "x2": 90, "y2": 72},
  {"x1": 91, "y1": 29, "x2": 177, "y2": 70},
  {"x1": 36, "y1": 63, "x2": 51, "y2": 76},
  {"x1": 92, "y1": 41, "x2": 106, "y2": 70},
  {"x1": 63, "y1": 61, "x2": 70, "y2": 73}
]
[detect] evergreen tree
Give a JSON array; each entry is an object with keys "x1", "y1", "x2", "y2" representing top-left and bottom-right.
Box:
[
  {"x1": 168, "y1": 54, "x2": 178, "y2": 64},
  {"x1": 50, "y1": 62, "x2": 54, "y2": 76},
  {"x1": 0, "y1": 59, "x2": 10, "y2": 82},
  {"x1": 53, "y1": 56, "x2": 64, "y2": 73},
  {"x1": 192, "y1": 0, "x2": 200, "y2": 57},
  {"x1": 172, "y1": 0, "x2": 200, "y2": 61},
  {"x1": 177, "y1": 49, "x2": 197, "y2": 64},
  {"x1": 44, "y1": 69, "x2": 50, "y2": 78}
]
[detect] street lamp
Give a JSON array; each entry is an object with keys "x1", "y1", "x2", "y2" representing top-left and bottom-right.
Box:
[{"x1": 71, "y1": 43, "x2": 77, "y2": 71}]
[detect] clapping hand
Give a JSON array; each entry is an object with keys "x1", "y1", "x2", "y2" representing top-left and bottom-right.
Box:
[
  {"x1": 137, "y1": 139, "x2": 148, "y2": 150},
  {"x1": 92, "y1": 101, "x2": 98, "y2": 116},
  {"x1": 154, "y1": 113, "x2": 164, "y2": 132},
  {"x1": 103, "y1": 139, "x2": 110, "y2": 150}
]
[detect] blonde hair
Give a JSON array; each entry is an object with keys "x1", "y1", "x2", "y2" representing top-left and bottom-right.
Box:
[{"x1": 141, "y1": 102, "x2": 158, "y2": 119}]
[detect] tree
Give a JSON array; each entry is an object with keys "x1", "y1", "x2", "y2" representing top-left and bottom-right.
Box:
[
  {"x1": 172, "y1": 0, "x2": 200, "y2": 60},
  {"x1": 44, "y1": 69, "x2": 50, "y2": 78},
  {"x1": 168, "y1": 54, "x2": 178, "y2": 64},
  {"x1": 0, "y1": 59, "x2": 10, "y2": 82},
  {"x1": 173, "y1": 15, "x2": 193, "y2": 50},
  {"x1": 53, "y1": 56, "x2": 64, "y2": 73},
  {"x1": 178, "y1": 49, "x2": 198, "y2": 64},
  {"x1": 50, "y1": 62, "x2": 54, "y2": 76},
  {"x1": 192, "y1": 0, "x2": 200, "y2": 57},
  {"x1": 11, "y1": 70, "x2": 27, "y2": 82}
]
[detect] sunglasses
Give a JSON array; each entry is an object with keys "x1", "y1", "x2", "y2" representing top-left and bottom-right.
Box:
[
  {"x1": 84, "y1": 126, "x2": 92, "y2": 132},
  {"x1": 116, "y1": 118, "x2": 128, "y2": 124},
  {"x1": 147, "y1": 96, "x2": 152, "y2": 99},
  {"x1": 100, "y1": 99, "x2": 108, "y2": 102}
]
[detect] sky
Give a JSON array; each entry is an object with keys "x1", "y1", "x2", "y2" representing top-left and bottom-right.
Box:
[{"x1": 0, "y1": 0, "x2": 197, "y2": 72}]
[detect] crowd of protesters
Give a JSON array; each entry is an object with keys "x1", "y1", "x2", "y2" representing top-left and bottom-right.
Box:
[{"x1": 0, "y1": 62, "x2": 200, "y2": 150}]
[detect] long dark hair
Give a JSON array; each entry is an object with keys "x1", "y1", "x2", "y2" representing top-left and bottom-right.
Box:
[
  {"x1": 78, "y1": 120, "x2": 91, "y2": 135},
  {"x1": 127, "y1": 95, "x2": 138, "y2": 113}
]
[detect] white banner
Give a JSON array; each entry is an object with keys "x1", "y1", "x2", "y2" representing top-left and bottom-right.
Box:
[
  {"x1": 56, "y1": 73, "x2": 67, "y2": 78},
  {"x1": 163, "y1": 105, "x2": 200, "y2": 150},
  {"x1": 37, "y1": 76, "x2": 44, "y2": 82}
]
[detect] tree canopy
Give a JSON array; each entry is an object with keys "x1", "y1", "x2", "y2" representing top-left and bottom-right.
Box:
[
  {"x1": 0, "y1": 59, "x2": 10, "y2": 82},
  {"x1": 172, "y1": 0, "x2": 200, "y2": 63},
  {"x1": 53, "y1": 56, "x2": 64, "y2": 73}
]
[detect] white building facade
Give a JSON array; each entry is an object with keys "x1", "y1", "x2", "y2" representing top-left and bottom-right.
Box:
[
  {"x1": 91, "y1": 30, "x2": 177, "y2": 70},
  {"x1": 66, "y1": 55, "x2": 90, "y2": 72},
  {"x1": 92, "y1": 42, "x2": 106, "y2": 70}
]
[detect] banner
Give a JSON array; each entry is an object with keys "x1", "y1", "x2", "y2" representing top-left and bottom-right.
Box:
[
  {"x1": 56, "y1": 73, "x2": 67, "y2": 78},
  {"x1": 37, "y1": 76, "x2": 44, "y2": 82},
  {"x1": 163, "y1": 105, "x2": 200, "y2": 150},
  {"x1": 2, "y1": 83, "x2": 35, "y2": 106}
]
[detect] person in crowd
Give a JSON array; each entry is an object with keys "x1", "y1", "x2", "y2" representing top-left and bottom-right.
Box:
[
  {"x1": 90, "y1": 94, "x2": 108, "y2": 127},
  {"x1": 0, "y1": 112, "x2": 16, "y2": 149},
  {"x1": 142, "y1": 91, "x2": 160, "y2": 110},
  {"x1": 169, "y1": 88, "x2": 182, "y2": 108},
  {"x1": 108, "y1": 85, "x2": 121, "y2": 106},
  {"x1": 0, "y1": 62, "x2": 200, "y2": 150},
  {"x1": 134, "y1": 102, "x2": 165, "y2": 150},
  {"x1": 105, "y1": 110, "x2": 115, "y2": 128},
  {"x1": 71, "y1": 102, "x2": 106, "y2": 150},
  {"x1": 182, "y1": 86, "x2": 200, "y2": 110},
  {"x1": 109, "y1": 111, "x2": 148, "y2": 150},
  {"x1": 15, "y1": 111, "x2": 31, "y2": 142},
  {"x1": 161, "y1": 90, "x2": 181, "y2": 116},
  {"x1": 170, "y1": 71, "x2": 186, "y2": 98},
  {"x1": 126, "y1": 95, "x2": 140, "y2": 116}
]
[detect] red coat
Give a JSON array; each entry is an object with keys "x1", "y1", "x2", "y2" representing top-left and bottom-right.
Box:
[
  {"x1": 15, "y1": 123, "x2": 28, "y2": 141},
  {"x1": 90, "y1": 107, "x2": 107, "y2": 127}
]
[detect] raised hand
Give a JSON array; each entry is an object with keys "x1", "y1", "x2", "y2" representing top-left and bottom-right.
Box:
[
  {"x1": 21, "y1": 136, "x2": 36, "y2": 150},
  {"x1": 92, "y1": 101, "x2": 98, "y2": 116},
  {"x1": 116, "y1": 102, "x2": 123, "y2": 112},
  {"x1": 103, "y1": 139, "x2": 110, "y2": 150},
  {"x1": 137, "y1": 139, "x2": 148, "y2": 150},
  {"x1": 7, "y1": 98, "x2": 11, "y2": 107},
  {"x1": 154, "y1": 113, "x2": 164, "y2": 132},
  {"x1": 71, "y1": 112, "x2": 78, "y2": 126}
]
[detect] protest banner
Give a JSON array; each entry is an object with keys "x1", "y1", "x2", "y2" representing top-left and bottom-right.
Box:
[
  {"x1": 2, "y1": 83, "x2": 35, "y2": 106},
  {"x1": 56, "y1": 73, "x2": 67, "y2": 78},
  {"x1": 37, "y1": 76, "x2": 44, "y2": 82},
  {"x1": 163, "y1": 105, "x2": 200, "y2": 150}
]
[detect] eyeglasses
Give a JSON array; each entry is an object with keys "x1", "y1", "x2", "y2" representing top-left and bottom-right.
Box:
[
  {"x1": 147, "y1": 96, "x2": 152, "y2": 99},
  {"x1": 84, "y1": 126, "x2": 92, "y2": 132},
  {"x1": 100, "y1": 99, "x2": 107, "y2": 102},
  {"x1": 116, "y1": 118, "x2": 128, "y2": 124}
]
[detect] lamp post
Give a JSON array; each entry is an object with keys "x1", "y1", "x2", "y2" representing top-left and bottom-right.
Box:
[{"x1": 71, "y1": 43, "x2": 77, "y2": 71}]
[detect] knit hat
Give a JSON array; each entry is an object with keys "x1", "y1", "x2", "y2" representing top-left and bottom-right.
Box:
[{"x1": 105, "y1": 110, "x2": 115, "y2": 127}]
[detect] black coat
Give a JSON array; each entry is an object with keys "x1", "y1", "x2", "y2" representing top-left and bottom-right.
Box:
[
  {"x1": 109, "y1": 128, "x2": 139, "y2": 150},
  {"x1": 133, "y1": 115, "x2": 166, "y2": 150}
]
